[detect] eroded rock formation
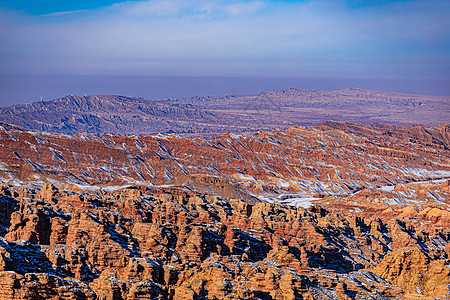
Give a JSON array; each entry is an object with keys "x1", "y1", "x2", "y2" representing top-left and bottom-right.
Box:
[
  {"x1": 0, "y1": 122, "x2": 449, "y2": 299},
  {"x1": 0, "y1": 183, "x2": 449, "y2": 299}
]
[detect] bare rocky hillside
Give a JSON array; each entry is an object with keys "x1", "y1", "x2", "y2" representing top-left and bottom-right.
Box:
[
  {"x1": 1, "y1": 88, "x2": 448, "y2": 138},
  {"x1": 0, "y1": 122, "x2": 449, "y2": 299}
]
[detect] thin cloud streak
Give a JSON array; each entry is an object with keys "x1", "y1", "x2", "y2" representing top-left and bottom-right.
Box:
[
  {"x1": 0, "y1": 0, "x2": 448, "y2": 80},
  {"x1": 114, "y1": 0, "x2": 265, "y2": 18}
]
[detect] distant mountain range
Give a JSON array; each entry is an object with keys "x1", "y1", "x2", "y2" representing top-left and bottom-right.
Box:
[{"x1": 1, "y1": 88, "x2": 448, "y2": 138}]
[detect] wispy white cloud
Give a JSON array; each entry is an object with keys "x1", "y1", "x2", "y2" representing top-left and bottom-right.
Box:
[
  {"x1": 200, "y1": 1, "x2": 264, "y2": 16},
  {"x1": 117, "y1": 0, "x2": 190, "y2": 17},
  {"x1": 113, "y1": 0, "x2": 264, "y2": 18},
  {"x1": 40, "y1": 9, "x2": 89, "y2": 17}
]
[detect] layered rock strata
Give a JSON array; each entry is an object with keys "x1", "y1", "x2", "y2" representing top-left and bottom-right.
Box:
[{"x1": 0, "y1": 121, "x2": 449, "y2": 202}]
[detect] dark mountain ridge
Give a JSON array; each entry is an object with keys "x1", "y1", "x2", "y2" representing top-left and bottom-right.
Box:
[
  {"x1": 0, "y1": 94, "x2": 216, "y2": 136},
  {"x1": 0, "y1": 88, "x2": 448, "y2": 138}
]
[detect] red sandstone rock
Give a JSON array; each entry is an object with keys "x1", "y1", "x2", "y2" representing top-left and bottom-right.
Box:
[
  {"x1": 0, "y1": 122, "x2": 448, "y2": 299},
  {"x1": 0, "y1": 182, "x2": 447, "y2": 298}
]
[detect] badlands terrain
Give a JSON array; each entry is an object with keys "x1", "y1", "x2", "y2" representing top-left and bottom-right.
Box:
[
  {"x1": 0, "y1": 89, "x2": 449, "y2": 299},
  {"x1": 0, "y1": 88, "x2": 448, "y2": 138}
]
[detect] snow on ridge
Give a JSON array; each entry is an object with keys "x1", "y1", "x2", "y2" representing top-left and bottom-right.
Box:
[
  {"x1": 403, "y1": 168, "x2": 450, "y2": 178},
  {"x1": 236, "y1": 173, "x2": 256, "y2": 181},
  {"x1": 258, "y1": 193, "x2": 321, "y2": 209}
]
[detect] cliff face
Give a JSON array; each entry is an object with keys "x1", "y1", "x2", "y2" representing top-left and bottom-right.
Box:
[{"x1": 0, "y1": 122, "x2": 449, "y2": 299}]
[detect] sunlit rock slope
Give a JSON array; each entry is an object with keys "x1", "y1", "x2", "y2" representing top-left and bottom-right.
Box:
[{"x1": 0, "y1": 121, "x2": 449, "y2": 299}]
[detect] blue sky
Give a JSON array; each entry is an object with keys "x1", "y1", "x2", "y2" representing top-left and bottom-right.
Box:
[
  {"x1": 0, "y1": 0, "x2": 418, "y2": 14},
  {"x1": 0, "y1": 0, "x2": 449, "y2": 81},
  {"x1": 0, "y1": 0, "x2": 122, "y2": 15}
]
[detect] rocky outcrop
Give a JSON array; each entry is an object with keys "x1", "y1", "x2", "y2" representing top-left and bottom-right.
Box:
[
  {"x1": 0, "y1": 183, "x2": 448, "y2": 299},
  {"x1": 0, "y1": 121, "x2": 449, "y2": 298},
  {"x1": 0, "y1": 271, "x2": 95, "y2": 300},
  {"x1": 373, "y1": 247, "x2": 450, "y2": 298}
]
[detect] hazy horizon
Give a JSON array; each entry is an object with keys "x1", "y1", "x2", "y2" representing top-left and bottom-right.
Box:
[
  {"x1": 1, "y1": 74, "x2": 449, "y2": 107},
  {"x1": 1, "y1": 0, "x2": 449, "y2": 107}
]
